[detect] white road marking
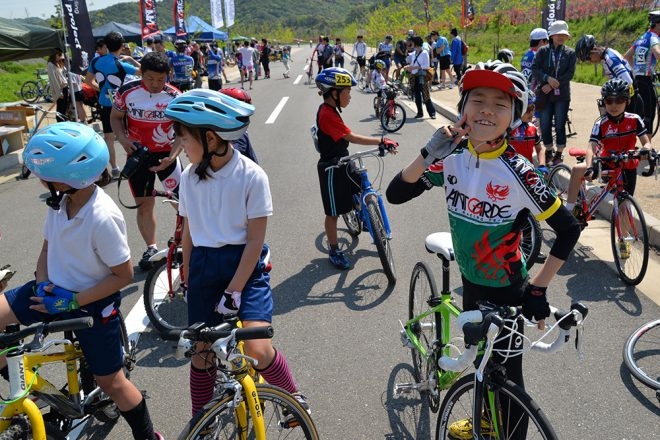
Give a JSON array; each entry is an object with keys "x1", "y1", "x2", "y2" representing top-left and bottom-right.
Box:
[
  {"x1": 294, "y1": 74, "x2": 303, "y2": 85},
  {"x1": 266, "y1": 97, "x2": 289, "y2": 124}
]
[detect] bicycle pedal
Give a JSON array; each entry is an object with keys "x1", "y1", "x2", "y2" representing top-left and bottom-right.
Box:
[{"x1": 393, "y1": 382, "x2": 418, "y2": 396}]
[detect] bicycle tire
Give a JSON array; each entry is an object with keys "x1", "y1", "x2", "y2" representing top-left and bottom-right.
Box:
[
  {"x1": 547, "y1": 163, "x2": 572, "y2": 201},
  {"x1": 20, "y1": 81, "x2": 40, "y2": 103},
  {"x1": 365, "y1": 196, "x2": 396, "y2": 285},
  {"x1": 654, "y1": 99, "x2": 660, "y2": 137},
  {"x1": 520, "y1": 213, "x2": 542, "y2": 271},
  {"x1": 436, "y1": 373, "x2": 558, "y2": 440},
  {"x1": 610, "y1": 194, "x2": 649, "y2": 285},
  {"x1": 408, "y1": 261, "x2": 441, "y2": 411},
  {"x1": 342, "y1": 201, "x2": 362, "y2": 237},
  {"x1": 143, "y1": 254, "x2": 188, "y2": 337},
  {"x1": 623, "y1": 318, "x2": 660, "y2": 391},
  {"x1": 178, "y1": 383, "x2": 319, "y2": 440},
  {"x1": 380, "y1": 102, "x2": 406, "y2": 133},
  {"x1": 0, "y1": 419, "x2": 66, "y2": 440}
]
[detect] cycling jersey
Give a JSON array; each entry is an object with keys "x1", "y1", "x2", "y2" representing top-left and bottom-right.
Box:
[
  {"x1": 113, "y1": 79, "x2": 180, "y2": 152},
  {"x1": 508, "y1": 122, "x2": 540, "y2": 162},
  {"x1": 377, "y1": 42, "x2": 393, "y2": 57},
  {"x1": 206, "y1": 49, "x2": 223, "y2": 79},
  {"x1": 520, "y1": 48, "x2": 537, "y2": 86},
  {"x1": 352, "y1": 41, "x2": 367, "y2": 58},
  {"x1": 169, "y1": 52, "x2": 194, "y2": 82},
  {"x1": 601, "y1": 48, "x2": 633, "y2": 84},
  {"x1": 371, "y1": 70, "x2": 386, "y2": 92},
  {"x1": 88, "y1": 54, "x2": 138, "y2": 107},
  {"x1": 589, "y1": 112, "x2": 647, "y2": 170},
  {"x1": 630, "y1": 30, "x2": 660, "y2": 77}
]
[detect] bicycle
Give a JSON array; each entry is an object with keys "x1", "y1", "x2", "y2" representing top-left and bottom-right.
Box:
[
  {"x1": 547, "y1": 148, "x2": 657, "y2": 285},
  {"x1": 143, "y1": 190, "x2": 188, "y2": 338},
  {"x1": 372, "y1": 84, "x2": 407, "y2": 133},
  {"x1": 19, "y1": 69, "x2": 51, "y2": 104},
  {"x1": 623, "y1": 318, "x2": 660, "y2": 400},
  {"x1": 333, "y1": 147, "x2": 397, "y2": 284},
  {"x1": 650, "y1": 73, "x2": 660, "y2": 137},
  {"x1": 169, "y1": 321, "x2": 319, "y2": 440},
  {"x1": 0, "y1": 313, "x2": 136, "y2": 439},
  {"x1": 393, "y1": 69, "x2": 413, "y2": 101}
]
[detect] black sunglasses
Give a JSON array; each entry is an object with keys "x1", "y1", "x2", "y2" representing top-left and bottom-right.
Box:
[{"x1": 605, "y1": 97, "x2": 628, "y2": 105}]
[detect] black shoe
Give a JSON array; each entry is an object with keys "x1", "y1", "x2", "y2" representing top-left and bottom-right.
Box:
[
  {"x1": 415, "y1": 114, "x2": 424, "y2": 118},
  {"x1": 430, "y1": 114, "x2": 436, "y2": 119},
  {"x1": 535, "y1": 252, "x2": 547, "y2": 264},
  {"x1": 139, "y1": 247, "x2": 158, "y2": 271}
]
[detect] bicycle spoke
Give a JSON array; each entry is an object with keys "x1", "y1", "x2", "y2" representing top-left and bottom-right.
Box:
[{"x1": 611, "y1": 195, "x2": 649, "y2": 285}]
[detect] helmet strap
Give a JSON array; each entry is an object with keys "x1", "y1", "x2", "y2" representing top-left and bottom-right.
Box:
[
  {"x1": 45, "y1": 182, "x2": 77, "y2": 210},
  {"x1": 332, "y1": 89, "x2": 343, "y2": 113}
]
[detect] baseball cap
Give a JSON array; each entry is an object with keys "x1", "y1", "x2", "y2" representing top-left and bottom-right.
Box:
[
  {"x1": 175, "y1": 39, "x2": 187, "y2": 45},
  {"x1": 530, "y1": 27, "x2": 549, "y2": 41},
  {"x1": 548, "y1": 20, "x2": 570, "y2": 37}
]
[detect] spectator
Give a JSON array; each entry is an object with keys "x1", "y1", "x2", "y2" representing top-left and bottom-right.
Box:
[
  {"x1": 377, "y1": 35, "x2": 394, "y2": 80},
  {"x1": 521, "y1": 28, "x2": 549, "y2": 88},
  {"x1": 393, "y1": 35, "x2": 408, "y2": 81},
  {"x1": 321, "y1": 36, "x2": 334, "y2": 70},
  {"x1": 94, "y1": 39, "x2": 107, "y2": 59},
  {"x1": 334, "y1": 38, "x2": 345, "y2": 68},
  {"x1": 450, "y1": 28, "x2": 464, "y2": 82},
  {"x1": 436, "y1": 31, "x2": 453, "y2": 89},
  {"x1": 238, "y1": 40, "x2": 257, "y2": 90},
  {"x1": 190, "y1": 42, "x2": 204, "y2": 89},
  {"x1": 404, "y1": 36, "x2": 436, "y2": 119},
  {"x1": 47, "y1": 49, "x2": 69, "y2": 123},
  {"x1": 282, "y1": 46, "x2": 292, "y2": 78},
  {"x1": 143, "y1": 37, "x2": 154, "y2": 54},
  {"x1": 531, "y1": 20, "x2": 577, "y2": 166},
  {"x1": 206, "y1": 42, "x2": 224, "y2": 91},
  {"x1": 260, "y1": 38, "x2": 271, "y2": 79}
]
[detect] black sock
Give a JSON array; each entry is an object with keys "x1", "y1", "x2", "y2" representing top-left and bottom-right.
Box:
[
  {"x1": 0, "y1": 365, "x2": 8, "y2": 382},
  {"x1": 329, "y1": 244, "x2": 339, "y2": 254},
  {"x1": 120, "y1": 398, "x2": 156, "y2": 440}
]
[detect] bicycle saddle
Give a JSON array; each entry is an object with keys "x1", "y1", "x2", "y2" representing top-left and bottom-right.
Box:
[{"x1": 425, "y1": 232, "x2": 455, "y2": 261}]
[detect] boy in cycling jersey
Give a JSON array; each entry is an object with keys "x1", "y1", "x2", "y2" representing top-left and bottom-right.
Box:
[
  {"x1": 508, "y1": 91, "x2": 545, "y2": 173},
  {"x1": 386, "y1": 61, "x2": 581, "y2": 438},
  {"x1": 164, "y1": 89, "x2": 308, "y2": 416},
  {"x1": 1, "y1": 123, "x2": 163, "y2": 440},
  {"x1": 314, "y1": 67, "x2": 398, "y2": 269},
  {"x1": 371, "y1": 59, "x2": 387, "y2": 96},
  {"x1": 563, "y1": 79, "x2": 652, "y2": 226}
]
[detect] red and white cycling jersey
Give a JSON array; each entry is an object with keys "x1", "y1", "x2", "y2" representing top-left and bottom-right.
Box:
[{"x1": 113, "y1": 80, "x2": 180, "y2": 152}]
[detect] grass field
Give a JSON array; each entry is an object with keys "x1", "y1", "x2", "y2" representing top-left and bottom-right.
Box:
[{"x1": 0, "y1": 59, "x2": 47, "y2": 104}]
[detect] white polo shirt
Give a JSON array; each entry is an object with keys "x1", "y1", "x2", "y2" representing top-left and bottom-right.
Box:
[
  {"x1": 44, "y1": 187, "x2": 131, "y2": 292},
  {"x1": 178, "y1": 150, "x2": 273, "y2": 248}
]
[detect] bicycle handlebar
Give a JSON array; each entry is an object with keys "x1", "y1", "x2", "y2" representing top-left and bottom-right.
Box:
[
  {"x1": 324, "y1": 147, "x2": 390, "y2": 171},
  {"x1": 591, "y1": 149, "x2": 658, "y2": 177},
  {"x1": 152, "y1": 189, "x2": 178, "y2": 200},
  {"x1": 0, "y1": 317, "x2": 94, "y2": 348}
]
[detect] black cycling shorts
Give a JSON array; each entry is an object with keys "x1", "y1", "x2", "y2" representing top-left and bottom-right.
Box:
[{"x1": 128, "y1": 151, "x2": 182, "y2": 198}]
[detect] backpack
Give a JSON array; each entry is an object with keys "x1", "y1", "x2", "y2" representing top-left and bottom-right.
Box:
[{"x1": 461, "y1": 39, "x2": 469, "y2": 56}]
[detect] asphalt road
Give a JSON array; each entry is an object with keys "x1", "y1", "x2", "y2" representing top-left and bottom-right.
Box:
[{"x1": 1, "y1": 46, "x2": 659, "y2": 439}]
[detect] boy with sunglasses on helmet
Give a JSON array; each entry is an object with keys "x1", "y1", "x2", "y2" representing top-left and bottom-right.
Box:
[
  {"x1": 2, "y1": 122, "x2": 163, "y2": 440},
  {"x1": 508, "y1": 91, "x2": 545, "y2": 174},
  {"x1": 164, "y1": 89, "x2": 308, "y2": 417},
  {"x1": 386, "y1": 61, "x2": 581, "y2": 438},
  {"x1": 563, "y1": 78, "x2": 652, "y2": 228},
  {"x1": 314, "y1": 67, "x2": 398, "y2": 270}
]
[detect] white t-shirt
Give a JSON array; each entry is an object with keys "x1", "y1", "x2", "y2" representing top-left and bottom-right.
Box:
[
  {"x1": 371, "y1": 70, "x2": 386, "y2": 91},
  {"x1": 44, "y1": 187, "x2": 130, "y2": 292},
  {"x1": 238, "y1": 46, "x2": 256, "y2": 69},
  {"x1": 178, "y1": 150, "x2": 273, "y2": 248}
]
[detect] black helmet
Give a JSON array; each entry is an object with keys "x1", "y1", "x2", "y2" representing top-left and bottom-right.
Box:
[
  {"x1": 575, "y1": 35, "x2": 595, "y2": 62},
  {"x1": 496, "y1": 48, "x2": 514, "y2": 63},
  {"x1": 601, "y1": 78, "x2": 631, "y2": 99},
  {"x1": 649, "y1": 10, "x2": 660, "y2": 24}
]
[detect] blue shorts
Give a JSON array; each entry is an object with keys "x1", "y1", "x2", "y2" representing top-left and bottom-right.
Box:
[
  {"x1": 4, "y1": 281, "x2": 123, "y2": 376},
  {"x1": 187, "y1": 244, "x2": 273, "y2": 327}
]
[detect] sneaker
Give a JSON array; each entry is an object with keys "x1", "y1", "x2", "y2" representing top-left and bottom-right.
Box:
[
  {"x1": 619, "y1": 240, "x2": 631, "y2": 259},
  {"x1": 448, "y1": 417, "x2": 495, "y2": 440},
  {"x1": 447, "y1": 83, "x2": 454, "y2": 89},
  {"x1": 329, "y1": 250, "x2": 351, "y2": 270},
  {"x1": 535, "y1": 251, "x2": 548, "y2": 264},
  {"x1": 552, "y1": 151, "x2": 564, "y2": 166},
  {"x1": 139, "y1": 247, "x2": 158, "y2": 271},
  {"x1": 111, "y1": 168, "x2": 121, "y2": 180},
  {"x1": 545, "y1": 149, "x2": 555, "y2": 167},
  {"x1": 154, "y1": 433, "x2": 165, "y2": 440},
  {"x1": 292, "y1": 392, "x2": 311, "y2": 415}
]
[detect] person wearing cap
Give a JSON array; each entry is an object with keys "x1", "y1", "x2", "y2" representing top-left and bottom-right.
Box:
[
  {"x1": 623, "y1": 11, "x2": 660, "y2": 134},
  {"x1": 531, "y1": 20, "x2": 576, "y2": 167},
  {"x1": 521, "y1": 28, "x2": 548, "y2": 88},
  {"x1": 170, "y1": 39, "x2": 194, "y2": 92}
]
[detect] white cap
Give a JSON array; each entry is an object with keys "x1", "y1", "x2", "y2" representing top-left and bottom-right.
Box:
[
  {"x1": 407, "y1": 29, "x2": 414, "y2": 36},
  {"x1": 548, "y1": 20, "x2": 570, "y2": 37},
  {"x1": 530, "y1": 27, "x2": 549, "y2": 41}
]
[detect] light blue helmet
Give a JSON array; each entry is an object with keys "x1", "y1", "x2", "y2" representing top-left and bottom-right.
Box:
[
  {"x1": 23, "y1": 122, "x2": 109, "y2": 189},
  {"x1": 165, "y1": 89, "x2": 255, "y2": 140}
]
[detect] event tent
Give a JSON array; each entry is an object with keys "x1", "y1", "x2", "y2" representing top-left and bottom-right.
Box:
[
  {"x1": 93, "y1": 21, "x2": 143, "y2": 43},
  {"x1": 164, "y1": 16, "x2": 228, "y2": 41},
  {"x1": 0, "y1": 17, "x2": 64, "y2": 62}
]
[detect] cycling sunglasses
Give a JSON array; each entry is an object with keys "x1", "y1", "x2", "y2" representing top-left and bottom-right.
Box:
[{"x1": 604, "y1": 97, "x2": 628, "y2": 105}]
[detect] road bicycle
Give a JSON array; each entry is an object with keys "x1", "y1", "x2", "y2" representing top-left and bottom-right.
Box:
[
  {"x1": 18, "y1": 69, "x2": 51, "y2": 104},
  {"x1": 0, "y1": 313, "x2": 136, "y2": 439},
  {"x1": 168, "y1": 321, "x2": 319, "y2": 440},
  {"x1": 143, "y1": 189, "x2": 188, "y2": 338},
  {"x1": 372, "y1": 84, "x2": 407, "y2": 133},
  {"x1": 623, "y1": 318, "x2": 660, "y2": 402},
  {"x1": 547, "y1": 148, "x2": 657, "y2": 285},
  {"x1": 332, "y1": 147, "x2": 397, "y2": 284}
]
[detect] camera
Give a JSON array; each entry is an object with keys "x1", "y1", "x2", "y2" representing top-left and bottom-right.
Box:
[{"x1": 121, "y1": 143, "x2": 150, "y2": 179}]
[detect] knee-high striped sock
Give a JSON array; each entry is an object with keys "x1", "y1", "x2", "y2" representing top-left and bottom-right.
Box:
[
  {"x1": 256, "y1": 349, "x2": 297, "y2": 394},
  {"x1": 190, "y1": 364, "x2": 217, "y2": 417}
]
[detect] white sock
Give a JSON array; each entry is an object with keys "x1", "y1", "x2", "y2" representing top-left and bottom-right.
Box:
[{"x1": 565, "y1": 202, "x2": 575, "y2": 210}]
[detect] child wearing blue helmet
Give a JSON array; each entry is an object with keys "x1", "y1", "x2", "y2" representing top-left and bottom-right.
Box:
[{"x1": 1, "y1": 122, "x2": 163, "y2": 439}]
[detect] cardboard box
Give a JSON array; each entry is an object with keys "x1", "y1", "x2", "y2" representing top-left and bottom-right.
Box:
[{"x1": 0, "y1": 109, "x2": 30, "y2": 133}]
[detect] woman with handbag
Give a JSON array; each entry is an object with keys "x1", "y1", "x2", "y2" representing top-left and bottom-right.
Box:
[{"x1": 404, "y1": 36, "x2": 436, "y2": 119}]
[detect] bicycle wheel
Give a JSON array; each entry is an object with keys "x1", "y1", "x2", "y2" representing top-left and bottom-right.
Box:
[
  {"x1": 179, "y1": 384, "x2": 319, "y2": 440},
  {"x1": 436, "y1": 374, "x2": 558, "y2": 440},
  {"x1": 547, "y1": 163, "x2": 572, "y2": 201},
  {"x1": 20, "y1": 81, "x2": 40, "y2": 103},
  {"x1": 520, "y1": 213, "x2": 542, "y2": 271},
  {"x1": 623, "y1": 318, "x2": 660, "y2": 391},
  {"x1": 408, "y1": 261, "x2": 441, "y2": 410},
  {"x1": 342, "y1": 199, "x2": 362, "y2": 237},
  {"x1": 143, "y1": 254, "x2": 188, "y2": 337},
  {"x1": 380, "y1": 102, "x2": 406, "y2": 133},
  {"x1": 0, "y1": 419, "x2": 66, "y2": 440},
  {"x1": 610, "y1": 194, "x2": 649, "y2": 285},
  {"x1": 654, "y1": 99, "x2": 660, "y2": 137},
  {"x1": 365, "y1": 196, "x2": 396, "y2": 285}
]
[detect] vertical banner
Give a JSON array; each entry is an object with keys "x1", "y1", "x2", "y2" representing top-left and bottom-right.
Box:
[
  {"x1": 173, "y1": 0, "x2": 187, "y2": 38},
  {"x1": 210, "y1": 0, "x2": 224, "y2": 29},
  {"x1": 542, "y1": 0, "x2": 566, "y2": 29},
  {"x1": 461, "y1": 0, "x2": 476, "y2": 27},
  {"x1": 140, "y1": 0, "x2": 160, "y2": 39},
  {"x1": 224, "y1": 0, "x2": 235, "y2": 28},
  {"x1": 60, "y1": 0, "x2": 95, "y2": 75}
]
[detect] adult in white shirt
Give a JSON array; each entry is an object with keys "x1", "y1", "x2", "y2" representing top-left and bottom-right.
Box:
[
  {"x1": 404, "y1": 36, "x2": 436, "y2": 119},
  {"x1": 238, "y1": 41, "x2": 256, "y2": 90}
]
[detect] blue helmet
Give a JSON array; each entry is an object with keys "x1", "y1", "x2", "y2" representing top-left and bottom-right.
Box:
[
  {"x1": 315, "y1": 67, "x2": 357, "y2": 93},
  {"x1": 23, "y1": 122, "x2": 108, "y2": 189},
  {"x1": 165, "y1": 89, "x2": 255, "y2": 140}
]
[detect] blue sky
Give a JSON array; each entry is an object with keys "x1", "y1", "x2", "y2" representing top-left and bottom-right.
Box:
[{"x1": 0, "y1": 0, "x2": 136, "y2": 20}]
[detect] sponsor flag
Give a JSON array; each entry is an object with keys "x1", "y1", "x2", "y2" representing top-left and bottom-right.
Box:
[
  {"x1": 60, "y1": 0, "x2": 95, "y2": 75},
  {"x1": 173, "y1": 0, "x2": 187, "y2": 37},
  {"x1": 225, "y1": 0, "x2": 235, "y2": 28},
  {"x1": 140, "y1": 0, "x2": 160, "y2": 39},
  {"x1": 210, "y1": 0, "x2": 223, "y2": 28},
  {"x1": 461, "y1": 0, "x2": 476, "y2": 27},
  {"x1": 542, "y1": 0, "x2": 567, "y2": 29}
]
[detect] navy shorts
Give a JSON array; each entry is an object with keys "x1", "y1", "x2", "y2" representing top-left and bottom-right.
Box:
[
  {"x1": 187, "y1": 244, "x2": 273, "y2": 327},
  {"x1": 4, "y1": 281, "x2": 123, "y2": 376},
  {"x1": 100, "y1": 106, "x2": 113, "y2": 134}
]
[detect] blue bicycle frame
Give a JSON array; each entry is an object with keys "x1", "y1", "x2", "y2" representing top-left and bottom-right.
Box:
[{"x1": 353, "y1": 161, "x2": 392, "y2": 241}]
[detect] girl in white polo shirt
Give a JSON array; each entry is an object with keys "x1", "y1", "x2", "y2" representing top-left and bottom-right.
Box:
[{"x1": 164, "y1": 89, "x2": 308, "y2": 416}]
